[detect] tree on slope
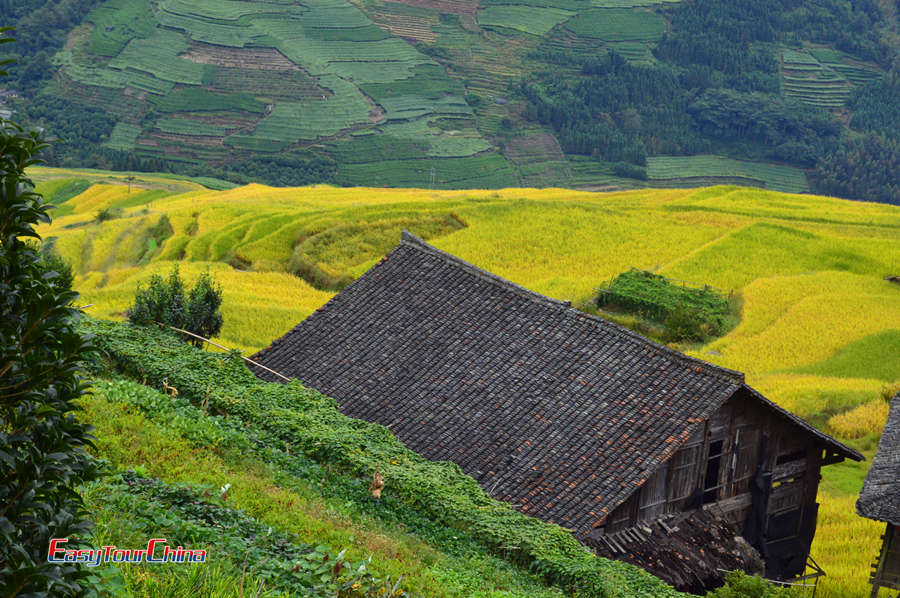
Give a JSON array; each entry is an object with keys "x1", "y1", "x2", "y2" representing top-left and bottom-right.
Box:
[{"x1": 127, "y1": 265, "x2": 224, "y2": 348}]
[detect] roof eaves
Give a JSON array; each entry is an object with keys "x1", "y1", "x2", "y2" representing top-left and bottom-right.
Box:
[
  {"x1": 743, "y1": 386, "x2": 863, "y2": 461},
  {"x1": 857, "y1": 393, "x2": 900, "y2": 524}
]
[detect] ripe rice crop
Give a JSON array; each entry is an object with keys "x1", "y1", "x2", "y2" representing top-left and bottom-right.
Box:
[
  {"x1": 32, "y1": 172, "x2": 900, "y2": 598},
  {"x1": 828, "y1": 399, "x2": 892, "y2": 439}
]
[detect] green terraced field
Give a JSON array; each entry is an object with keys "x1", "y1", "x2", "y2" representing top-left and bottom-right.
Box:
[
  {"x1": 155, "y1": 118, "x2": 230, "y2": 137},
  {"x1": 53, "y1": 0, "x2": 497, "y2": 184},
  {"x1": 478, "y1": 6, "x2": 575, "y2": 36},
  {"x1": 148, "y1": 88, "x2": 266, "y2": 113},
  {"x1": 780, "y1": 48, "x2": 882, "y2": 108},
  {"x1": 108, "y1": 29, "x2": 205, "y2": 85},
  {"x1": 86, "y1": 0, "x2": 156, "y2": 56},
  {"x1": 565, "y1": 8, "x2": 666, "y2": 41},
  {"x1": 780, "y1": 49, "x2": 857, "y2": 108},
  {"x1": 336, "y1": 154, "x2": 518, "y2": 188},
  {"x1": 103, "y1": 123, "x2": 143, "y2": 151},
  {"x1": 647, "y1": 155, "x2": 810, "y2": 193}
]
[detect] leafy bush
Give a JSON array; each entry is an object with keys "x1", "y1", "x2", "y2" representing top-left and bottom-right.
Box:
[
  {"x1": 85, "y1": 319, "x2": 685, "y2": 598},
  {"x1": 95, "y1": 471, "x2": 413, "y2": 597},
  {"x1": 127, "y1": 265, "x2": 223, "y2": 347},
  {"x1": 0, "y1": 97, "x2": 101, "y2": 595},
  {"x1": 705, "y1": 571, "x2": 798, "y2": 597},
  {"x1": 662, "y1": 303, "x2": 709, "y2": 343},
  {"x1": 596, "y1": 268, "x2": 736, "y2": 341}
]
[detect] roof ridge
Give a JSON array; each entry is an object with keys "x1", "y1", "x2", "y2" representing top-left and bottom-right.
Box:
[{"x1": 399, "y1": 230, "x2": 745, "y2": 384}]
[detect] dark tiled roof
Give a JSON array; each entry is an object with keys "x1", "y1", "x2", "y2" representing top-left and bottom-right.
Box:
[
  {"x1": 858, "y1": 393, "x2": 900, "y2": 526},
  {"x1": 252, "y1": 232, "x2": 861, "y2": 534}
]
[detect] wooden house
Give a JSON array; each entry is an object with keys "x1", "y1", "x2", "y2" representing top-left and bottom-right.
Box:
[
  {"x1": 251, "y1": 232, "x2": 862, "y2": 591},
  {"x1": 858, "y1": 392, "x2": 900, "y2": 597}
]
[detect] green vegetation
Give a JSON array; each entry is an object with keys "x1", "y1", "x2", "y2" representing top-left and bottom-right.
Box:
[
  {"x1": 596, "y1": 268, "x2": 736, "y2": 341},
  {"x1": 793, "y1": 331, "x2": 900, "y2": 382},
  {"x1": 87, "y1": 318, "x2": 684, "y2": 598},
  {"x1": 128, "y1": 265, "x2": 223, "y2": 347},
  {"x1": 87, "y1": 0, "x2": 156, "y2": 56},
  {"x1": 566, "y1": 8, "x2": 666, "y2": 41},
  {"x1": 0, "y1": 96, "x2": 100, "y2": 596},
  {"x1": 647, "y1": 155, "x2": 809, "y2": 193},
  {"x1": 336, "y1": 154, "x2": 518, "y2": 188},
  {"x1": 91, "y1": 469, "x2": 411, "y2": 596},
  {"x1": 705, "y1": 571, "x2": 797, "y2": 597},
  {"x1": 478, "y1": 6, "x2": 574, "y2": 36}
]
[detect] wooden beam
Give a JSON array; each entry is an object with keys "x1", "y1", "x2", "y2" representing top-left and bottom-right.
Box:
[{"x1": 822, "y1": 449, "x2": 844, "y2": 466}]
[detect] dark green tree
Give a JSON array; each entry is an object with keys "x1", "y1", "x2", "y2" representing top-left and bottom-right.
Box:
[
  {"x1": 0, "y1": 31, "x2": 101, "y2": 598},
  {"x1": 127, "y1": 265, "x2": 223, "y2": 348}
]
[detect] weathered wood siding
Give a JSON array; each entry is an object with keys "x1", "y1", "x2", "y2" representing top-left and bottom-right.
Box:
[
  {"x1": 603, "y1": 388, "x2": 828, "y2": 578},
  {"x1": 871, "y1": 523, "x2": 900, "y2": 595}
]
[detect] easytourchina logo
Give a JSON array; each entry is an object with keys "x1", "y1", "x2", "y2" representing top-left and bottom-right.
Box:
[{"x1": 48, "y1": 538, "x2": 208, "y2": 567}]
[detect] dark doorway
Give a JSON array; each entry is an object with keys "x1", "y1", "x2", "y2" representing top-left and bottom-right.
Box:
[{"x1": 703, "y1": 440, "x2": 724, "y2": 504}]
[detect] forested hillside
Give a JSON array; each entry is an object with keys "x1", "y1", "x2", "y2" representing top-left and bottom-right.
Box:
[{"x1": 3, "y1": 0, "x2": 900, "y2": 202}]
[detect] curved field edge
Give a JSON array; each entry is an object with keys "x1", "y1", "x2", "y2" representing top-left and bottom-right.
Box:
[{"x1": 85, "y1": 318, "x2": 685, "y2": 598}]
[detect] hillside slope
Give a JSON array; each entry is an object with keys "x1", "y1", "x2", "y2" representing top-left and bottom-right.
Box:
[
  {"x1": 6, "y1": 0, "x2": 900, "y2": 202},
  {"x1": 34, "y1": 167, "x2": 900, "y2": 597}
]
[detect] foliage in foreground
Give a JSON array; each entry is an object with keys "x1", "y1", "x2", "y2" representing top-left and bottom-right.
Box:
[
  {"x1": 705, "y1": 570, "x2": 798, "y2": 598},
  {"x1": 86, "y1": 471, "x2": 411, "y2": 597},
  {"x1": 0, "y1": 114, "x2": 99, "y2": 594},
  {"x1": 85, "y1": 318, "x2": 684, "y2": 598}
]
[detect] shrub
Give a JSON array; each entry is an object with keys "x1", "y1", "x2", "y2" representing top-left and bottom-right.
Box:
[
  {"x1": 0, "y1": 87, "x2": 101, "y2": 596},
  {"x1": 663, "y1": 302, "x2": 708, "y2": 342},
  {"x1": 596, "y1": 269, "x2": 736, "y2": 341},
  {"x1": 127, "y1": 265, "x2": 223, "y2": 347},
  {"x1": 705, "y1": 570, "x2": 798, "y2": 597}
]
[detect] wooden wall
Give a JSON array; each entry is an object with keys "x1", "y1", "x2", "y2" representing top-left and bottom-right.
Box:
[
  {"x1": 602, "y1": 388, "x2": 832, "y2": 578},
  {"x1": 871, "y1": 523, "x2": 900, "y2": 596}
]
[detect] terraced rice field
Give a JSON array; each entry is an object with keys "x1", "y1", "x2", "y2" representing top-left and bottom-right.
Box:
[
  {"x1": 477, "y1": 6, "x2": 575, "y2": 36},
  {"x1": 57, "y1": 0, "x2": 494, "y2": 182},
  {"x1": 30, "y1": 169, "x2": 900, "y2": 598},
  {"x1": 779, "y1": 48, "x2": 883, "y2": 109},
  {"x1": 780, "y1": 50, "x2": 854, "y2": 109},
  {"x1": 565, "y1": 8, "x2": 666, "y2": 42},
  {"x1": 503, "y1": 131, "x2": 573, "y2": 186},
  {"x1": 647, "y1": 155, "x2": 810, "y2": 194}
]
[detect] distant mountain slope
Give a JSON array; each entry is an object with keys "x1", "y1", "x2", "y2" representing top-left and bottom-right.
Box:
[{"x1": 5, "y1": 0, "x2": 900, "y2": 201}]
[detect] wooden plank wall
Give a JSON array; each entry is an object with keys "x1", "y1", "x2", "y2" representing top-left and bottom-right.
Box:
[{"x1": 603, "y1": 387, "x2": 826, "y2": 552}]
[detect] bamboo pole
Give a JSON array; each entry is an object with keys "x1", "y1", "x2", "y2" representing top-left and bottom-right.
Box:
[{"x1": 155, "y1": 322, "x2": 292, "y2": 383}]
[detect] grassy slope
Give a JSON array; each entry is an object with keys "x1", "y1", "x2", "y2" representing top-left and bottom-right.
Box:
[
  {"x1": 81, "y1": 378, "x2": 572, "y2": 597},
  {"x1": 34, "y1": 168, "x2": 900, "y2": 597}
]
